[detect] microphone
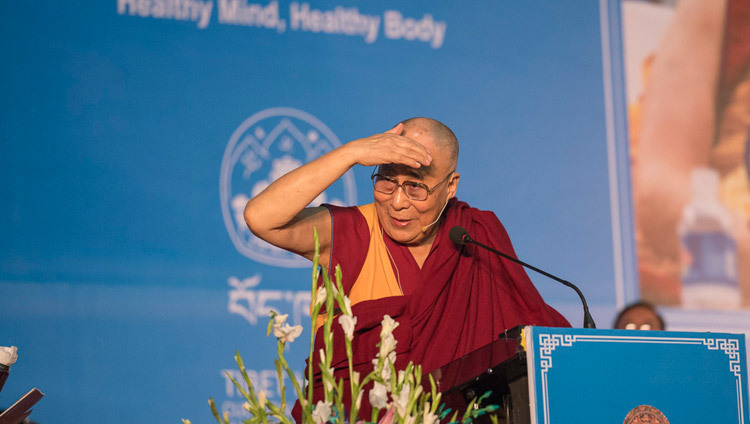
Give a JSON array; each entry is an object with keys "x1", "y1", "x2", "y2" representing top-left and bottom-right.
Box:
[
  {"x1": 448, "y1": 226, "x2": 470, "y2": 245},
  {"x1": 449, "y1": 225, "x2": 596, "y2": 329},
  {"x1": 421, "y1": 198, "x2": 451, "y2": 233}
]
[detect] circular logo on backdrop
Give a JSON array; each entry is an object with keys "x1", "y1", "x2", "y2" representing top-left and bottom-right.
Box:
[
  {"x1": 220, "y1": 107, "x2": 357, "y2": 267},
  {"x1": 623, "y1": 405, "x2": 669, "y2": 424}
]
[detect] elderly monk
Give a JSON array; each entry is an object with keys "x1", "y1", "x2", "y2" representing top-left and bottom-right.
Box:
[{"x1": 244, "y1": 117, "x2": 569, "y2": 420}]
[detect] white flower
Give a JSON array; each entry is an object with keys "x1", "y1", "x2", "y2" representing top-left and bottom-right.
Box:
[
  {"x1": 0, "y1": 346, "x2": 18, "y2": 366},
  {"x1": 323, "y1": 367, "x2": 335, "y2": 393},
  {"x1": 380, "y1": 315, "x2": 399, "y2": 338},
  {"x1": 380, "y1": 361, "x2": 393, "y2": 383},
  {"x1": 414, "y1": 385, "x2": 423, "y2": 402},
  {"x1": 371, "y1": 344, "x2": 397, "y2": 384},
  {"x1": 272, "y1": 317, "x2": 303, "y2": 343},
  {"x1": 352, "y1": 371, "x2": 361, "y2": 387},
  {"x1": 242, "y1": 402, "x2": 252, "y2": 412},
  {"x1": 257, "y1": 390, "x2": 267, "y2": 407},
  {"x1": 397, "y1": 370, "x2": 406, "y2": 385},
  {"x1": 369, "y1": 381, "x2": 389, "y2": 409},
  {"x1": 423, "y1": 406, "x2": 439, "y2": 424},
  {"x1": 273, "y1": 323, "x2": 303, "y2": 343},
  {"x1": 273, "y1": 313, "x2": 289, "y2": 326},
  {"x1": 312, "y1": 400, "x2": 332, "y2": 424},
  {"x1": 341, "y1": 295, "x2": 352, "y2": 316},
  {"x1": 387, "y1": 350, "x2": 396, "y2": 365},
  {"x1": 404, "y1": 415, "x2": 416, "y2": 424},
  {"x1": 392, "y1": 384, "x2": 410, "y2": 416},
  {"x1": 355, "y1": 390, "x2": 364, "y2": 410},
  {"x1": 319, "y1": 348, "x2": 326, "y2": 364},
  {"x1": 338, "y1": 315, "x2": 357, "y2": 341},
  {"x1": 379, "y1": 333, "x2": 398, "y2": 359},
  {"x1": 315, "y1": 286, "x2": 327, "y2": 307}
]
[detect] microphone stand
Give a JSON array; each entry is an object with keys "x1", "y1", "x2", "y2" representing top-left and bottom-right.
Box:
[{"x1": 460, "y1": 233, "x2": 596, "y2": 329}]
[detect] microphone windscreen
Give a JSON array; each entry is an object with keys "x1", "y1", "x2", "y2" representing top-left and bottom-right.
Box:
[{"x1": 449, "y1": 226, "x2": 469, "y2": 245}]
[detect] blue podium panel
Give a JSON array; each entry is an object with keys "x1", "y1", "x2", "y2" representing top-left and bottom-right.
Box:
[{"x1": 524, "y1": 327, "x2": 749, "y2": 424}]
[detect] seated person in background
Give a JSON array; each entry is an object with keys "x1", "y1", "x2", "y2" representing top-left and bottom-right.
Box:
[
  {"x1": 614, "y1": 301, "x2": 666, "y2": 331},
  {"x1": 244, "y1": 117, "x2": 570, "y2": 420}
]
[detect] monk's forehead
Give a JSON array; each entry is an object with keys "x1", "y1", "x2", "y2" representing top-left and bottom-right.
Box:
[
  {"x1": 379, "y1": 157, "x2": 448, "y2": 178},
  {"x1": 379, "y1": 163, "x2": 428, "y2": 178}
]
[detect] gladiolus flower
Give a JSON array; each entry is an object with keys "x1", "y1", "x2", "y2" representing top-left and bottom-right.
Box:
[
  {"x1": 380, "y1": 315, "x2": 399, "y2": 338},
  {"x1": 273, "y1": 313, "x2": 289, "y2": 326},
  {"x1": 257, "y1": 390, "x2": 267, "y2": 407},
  {"x1": 312, "y1": 400, "x2": 332, "y2": 424},
  {"x1": 380, "y1": 361, "x2": 393, "y2": 382},
  {"x1": 338, "y1": 315, "x2": 357, "y2": 341},
  {"x1": 392, "y1": 384, "x2": 410, "y2": 416},
  {"x1": 323, "y1": 367, "x2": 335, "y2": 393},
  {"x1": 369, "y1": 381, "x2": 389, "y2": 409},
  {"x1": 423, "y1": 405, "x2": 439, "y2": 424},
  {"x1": 272, "y1": 314, "x2": 303, "y2": 343},
  {"x1": 379, "y1": 333, "x2": 397, "y2": 359},
  {"x1": 355, "y1": 390, "x2": 364, "y2": 410},
  {"x1": 342, "y1": 295, "x2": 352, "y2": 316},
  {"x1": 315, "y1": 286, "x2": 326, "y2": 307}
]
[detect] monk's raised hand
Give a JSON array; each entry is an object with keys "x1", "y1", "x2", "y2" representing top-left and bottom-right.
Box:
[{"x1": 349, "y1": 123, "x2": 433, "y2": 168}]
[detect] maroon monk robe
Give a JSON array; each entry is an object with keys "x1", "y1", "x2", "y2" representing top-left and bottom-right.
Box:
[{"x1": 293, "y1": 198, "x2": 570, "y2": 421}]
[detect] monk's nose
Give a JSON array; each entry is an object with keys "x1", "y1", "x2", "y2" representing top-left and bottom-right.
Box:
[{"x1": 391, "y1": 186, "x2": 410, "y2": 210}]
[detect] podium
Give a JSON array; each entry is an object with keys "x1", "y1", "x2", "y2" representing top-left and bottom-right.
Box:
[{"x1": 433, "y1": 327, "x2": 749, "y2": 423}]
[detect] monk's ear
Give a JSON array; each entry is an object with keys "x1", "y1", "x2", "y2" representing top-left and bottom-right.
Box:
[{"x1": 447, "y1": 172, "x2": 460, "y2": 199}]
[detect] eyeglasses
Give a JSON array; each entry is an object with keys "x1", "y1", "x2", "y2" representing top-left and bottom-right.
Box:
[{"x1": 371, "y1": 169, "x2": 455, "y2": 201}]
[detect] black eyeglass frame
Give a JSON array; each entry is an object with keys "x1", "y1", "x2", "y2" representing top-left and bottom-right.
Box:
[{"x1": 370, "y1": 167, "x2": 455, "y2": 201}]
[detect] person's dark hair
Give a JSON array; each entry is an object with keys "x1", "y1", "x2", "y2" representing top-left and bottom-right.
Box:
[{"x1": 613, "y1": 300, "x2": 666, "y2": 330}]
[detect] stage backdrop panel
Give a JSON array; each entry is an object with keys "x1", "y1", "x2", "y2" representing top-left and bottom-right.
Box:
[{"x1": 1, "y1": 1, "x2": 638, "y2": 423}]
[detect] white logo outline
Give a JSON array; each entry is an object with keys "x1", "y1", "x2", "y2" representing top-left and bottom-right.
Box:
[{"x1": 220, "y1": 107, "x2": 356, "y2": 267}]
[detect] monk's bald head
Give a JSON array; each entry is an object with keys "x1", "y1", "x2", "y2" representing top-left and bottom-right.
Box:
[{"x1": 400, "y1": 117, "x2": 459, "y2": 169}]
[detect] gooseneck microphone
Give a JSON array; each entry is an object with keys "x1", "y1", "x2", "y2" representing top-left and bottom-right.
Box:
[{"x1": 449, "y1": 226, "x2": 596, "y2": 329}]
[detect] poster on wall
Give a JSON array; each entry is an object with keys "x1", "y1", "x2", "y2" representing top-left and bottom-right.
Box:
[{"x1": 622, "y1": 1, "x2": 750, "y2": 318}]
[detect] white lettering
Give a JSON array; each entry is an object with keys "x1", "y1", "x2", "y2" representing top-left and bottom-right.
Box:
[
  {"x1": 117, "y1": 0, "x2": 136, "y2": 15},
  {"x1": 116, "y1": 0, "x2": 213, "y2": 29},
  {"x1": 222, "y1": 368, "x2": 305, "y2": 398},
  {"x1": 228, "y1": 275, "x2": 311, "y2": 326},
  {"x1": 218, "y1": 0, "x2": 283, "y2": 31},
  {"x1": 383, "y1": 10, "x2": 446, "y2": 49},
  {"x1": 118, "y1": 1, "x2": 447, "y2": 47},
  {"x1": 223, "y1": 369, "x2": 244, "y2": 396},
  {"x1": 198, "y1": 1, "x2": 213, "y2": 29},
  {"x1": 290, "y1": 2, "x2": 380, "y2": 44}
]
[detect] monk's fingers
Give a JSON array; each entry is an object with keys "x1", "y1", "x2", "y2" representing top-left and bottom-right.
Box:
[
  {"x1": 389, "y1": 138, "x2": 432, "y2": 165},
  {"x1": 385, "y1": 122, "x2": 404, "y2": 135},
  {"x1": 365, "y1": 135, "x2": 431, "y2": 164},
  {"x1": 352, "y1": 131, "x2": 432, "y2": 167},
  {"x1": 378, "y1": 144, "x2": 432, "y2": 168}
]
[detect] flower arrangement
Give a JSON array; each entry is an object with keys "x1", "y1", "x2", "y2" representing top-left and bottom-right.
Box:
[{"x1": 183, "y1": 230, "x2": 497, "y2": 424}]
